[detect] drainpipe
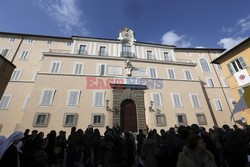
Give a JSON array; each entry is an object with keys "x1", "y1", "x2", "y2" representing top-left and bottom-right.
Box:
[
  {"x1": 207, "y1": 50, "x2": 236, "y2": 125},
  {"x1": 11, "y1": 35, "x2": 24, "y2": 63}
]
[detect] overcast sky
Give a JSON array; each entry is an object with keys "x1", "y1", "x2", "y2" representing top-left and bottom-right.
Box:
[{"x1": 1, "y1": 0, "x2": 250, "y2": 49}]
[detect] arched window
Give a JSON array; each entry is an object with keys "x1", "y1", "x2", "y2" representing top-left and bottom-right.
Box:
[{"x1": 199, "y1": 58, "x2": 210, "y2": 72}]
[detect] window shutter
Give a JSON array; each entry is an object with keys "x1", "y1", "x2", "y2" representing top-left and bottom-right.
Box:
[
  {"x1": 191, "y1": 95, "x2": 200, "y2": 108},
  {"x1": 173, "y1": 94, "x2": 181, "y2": 108},
  {"x1": 238, "y1": 57, "x2": 247, "y2": 68},
  {"x1": 215, "y1": 100, "x2": 222, "y2": 111},
  {"x1": 227, "y1": 63, "x2": 234, "y2": 74},
  {"x1": 150, "y1": 68, "x2": 156, "y2": 78},
  {"x1": 0, "y1": 96, "x2": 11, "y2": 109},
  {"x1": 185, "y1": 70, "x2": 192, "y2": 80},
  {"x1": 153, "y1": 94, "x2": 161, "y2": 107},
  {"x1": 94, "y1": 92, "x2": 104, "y2": 106},
  {"x1": 1, "y1": 49, "x2": 9, "y2": 57}
]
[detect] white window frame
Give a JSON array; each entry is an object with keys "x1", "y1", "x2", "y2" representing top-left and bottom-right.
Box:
[
  {"x1": 133, "y1": 67, "x2": 148, "y2": 77},
  {"x1": 67, "y1": 90, "x2": 81, "y2": 106},
  {"x1": 227, "y1": 57, "x2": 247, "y2": 74},
  {"x1": 66, "y1": 42, "x2": 72, "y2": 46},
  {"x1": 32, "y1": 70, "x2": 39, "y2": 81},
  {"x1": 0, "y1": 94, "x2": 13, "y2": 110},
  {"x1": 22, "y1": 95, "x2": 30, "y2": 111},
  {"x1": 10, "y1": 69, "x2": 22, "y2": 81},
  {"x1": 73, "y1": 62, "x2": 84, "y2": 75},
  {"x1": 78, "y1": 44, "x2": 87, "y2": 54},
  {"x1": 206, "y1": 77, "x2": 215, "y2": 87},
  {"x1": 33, "y1": 112, "x2": 50, "y2": 127},
  {"x1": 63, "y1": 113, "x2": 78, "y2": 127},
  {"x1": 196, "y1": 113, "x2": 207, "y2": 125},
  {"x1": 163, "y1": 52, "x2": 173, "y2": 61},
  {"x1": 96, "y1": 63, "x2": 106, "y2": 76},
  {"x1": 199, "y1": 58, "x2": 211, "y2": 72},
  {"x1": 183, "y1": 69, "x2": 192, "y2": 80},
  {"x1": 93, "y1": 91, "x2": 105, "y2": 107},
  {"x1": 151, "y1": 93, "x2": 163, "y2": 107},
  {"x1": 147, "y1": 50, "x2": 155, "y2": 60},
  {"x1": 155, "y1": 113, "x2": 166, "y2": 126},
  {"x1": 92, "y1": 113, "x2": 105, "y2": 127},
  {"x1": 149, "y1": 67, "x2": 158, "y2": 78},
  {"x1": 107, "y1": 66, "x2": 122, "y2": 76},
  {"x1": 19, "y1": 50, "x2": 30, "y2": 60},
  {"x1": 176, "y1": 114, "x2": 187, "y2": 126},
  {"x1": 40, "y1": 89, "x2": 56, "y2": 107},
  {"x1": 171, "y1": 93, "x2": 183, "y2": 108},
  {"x1": 47, "y1": 40, "x2": 53, "y2": 45},
  {"x1": 49, "y1": 61, "x2": 62, "y2": 74},
  {"x1": 189, "y1": 93, "x2": 201, "y2": 108},
  {"x1": 213, "y1": 99, "x2": 223, "y2": 111},
  {"x1": 1, "y1": 48, "x2": 10, "y2": 58},
  {"x1": 166, "y1": 68, "x2": 176, "y2": 79},
  {"x1": 221, "y1": 77, "x2": 229, "y2": 87}
]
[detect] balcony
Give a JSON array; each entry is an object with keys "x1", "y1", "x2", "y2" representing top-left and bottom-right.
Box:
[
  {"x1": 77, "y1": 50, "x2": 88, "y2": 55},
  {"x1": 147, "y1": 55, "x2": 155, "y2": 60},
  {"x1": 120, "y1": 52, "x2": 136, "y2": 58},
  {"x1": 99, "y1": 51, "x2": 108, "y2": 56}
]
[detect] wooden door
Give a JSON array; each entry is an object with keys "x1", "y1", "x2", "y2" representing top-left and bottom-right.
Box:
[{"x1": 121, "y1": 99, "x2": 137, "y2": 132}]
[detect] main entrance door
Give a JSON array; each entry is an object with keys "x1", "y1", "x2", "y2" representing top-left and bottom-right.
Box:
[{"x1": 120, "y1": 99, "x2": 137, "y2": 132}]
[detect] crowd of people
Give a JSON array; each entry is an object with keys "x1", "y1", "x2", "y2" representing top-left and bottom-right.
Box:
[{"x1": 0, "y1": 123, "x2": 250, "y2": 167}]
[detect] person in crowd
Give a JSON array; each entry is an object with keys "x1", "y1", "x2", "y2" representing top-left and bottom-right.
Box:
[
  {"x1": 124, "y1": 132, "x2": 136, "y2": 167},
  {"x1": 177, "y1": 135, "x2": 217, "y2": 167},
  {"x1": 92, "y1": 128, "x2": 102, "y2": 167},
  {"x1": 140, "y1": 131, "x2": 161, "y2": 167},
  {"x1": 137, "y1": 129, "x2": 146, "y2": 157},
  {"x1": 102, "y1": 133, "x2": 128, "y2": 167},
  {"x1": 0, "y1": 136, "x2": 6, "y2": 145},
  {"x1": 56, "y1": 131, "x2": 67, "y2": 167},
  {"x1": 45, "y1": 130, "x2": 57, "y2": 167},
  {"x1": 83, "y1": 125, "x2": 94, "y2": 167},
  {"x1": 0, "y1": 131, "x2": 24, "y2": 167}
]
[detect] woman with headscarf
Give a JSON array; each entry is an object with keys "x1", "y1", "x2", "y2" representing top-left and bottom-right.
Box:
[{"x1": 0, "y1": 131, "x2": 24, "y2": 167}]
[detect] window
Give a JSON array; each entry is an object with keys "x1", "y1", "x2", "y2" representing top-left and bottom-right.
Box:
[
  {"x1": 33, "y1": 70, "x2": 39, "y2": 81},
  {"x1": 66, "y1": 42, "x2": 72, "y2": 46},
  {"x1": 176, "y1": 114, "x2": 187, "y2": 126},
  {"x1": 155, "y1": 114, "x2": 166, "y2": 126},
  {"x1": 1, "y1": 49, "x2": 10, "y2": 57},
  {"x1": 152, "y1": 93, "x2": 162, "y2": 107},
  {"x1": 40, "y1": 89, "x2": 56, "y2": 106},
  {"x1": 206, "y1": 77, "x2": 215, "y2": 87},
  {"x1": 73, "y1": 63, "x2": 84, "y2": 75},
  {"x1": 238, "y1": 88, "x2": 245, "y2": 96},
  {"x1": 184, "y1": 70, "x2": 192, "y2": 80},
  {"x1": 33, "y1": 113, "x2": 50, "y2": 127},
  {"x1": 122, "y1": 44, "x2": 131, "y2": 53},
  {"x1": 99, "y1": 46, "x2": 106, "y2": 56},
  {"x1": 185, "y1": 52, "x2": 192, "y2": 56},
  {"x1": 50, "y1": 61, "x2": 62, "y2": 74},
  {"x1": 63, "y1": 113, "x2": 78, "y2": 126},
  {"x1": 92, "y1": 113, "x2": 105, "y2": 127},
  {"x1": 67, "y1": 90, "x2": 81, "y2": 106},
  {"x1": 78, "y1": 45, "x2": 86, "y2": 54},
  {"x1": 199, "y1": 58, "x2": 211, "y2": 72},
  {"x1": 47, "y1": 40, "x2": 52, "y2": 44},
  {"x1": 11, "y1": 69, "x2": 22, "y2": 81},
  {"x1": 149, "y1": 68, "x2": 157, "y2": 78},
  {"x1": 94, "y1": 92, "x2": 105, "y2": 107},
  {"x1": 107, "y1": 66, "x2": 122, "y2": 75},
  {"x1": 171, "y1": 93, "x2": 183, "y2": 108},
  {"x1": 214, "y1": 99, "x2": 223, "y2": 111},
  {"x1": 97, "y1": 64, "x2": 106, "y2": 76},
  {"x1": 9, "y1": 38, "x2": 16, "y2": 42},
  {"x1": 196, "y1": 114, "x2": 207, "y2": 125},
  {"x1": 167, "y1": 69, "x2": 176, "y2": 79},
  {"x1": 227, "y1": 57, "x2": 247, "y2": 74},
  {"x1": 0, "y1": 95, "x2": 12, "y2": 110},
  {"x1": 216, "y1": 64, "x2": 222, "y2": 70},
  {"x1": 164, "y1": 52, "x2": 173, "y2": 61},
  {"x1": 221, "y1": 77, "x2": 229, "y2": 87},
  {"x1": 22, "y1": 96, "x2": 30, "y2": 111},
  {"x1": 134, "y1": 67, "x2": 148, "y2": 77},
  {"x1": 147, "y1": 51, "x2": 155, "y2": 60},
  {"x1": 20, "y1": 50, "x2": 29, "y2": 60},
  {"x1": 27, "y1": 39, "x2": 34, "y2": 43},
  {"x1": 189, "y1": 94, "x2": 201, "y2": 108}
]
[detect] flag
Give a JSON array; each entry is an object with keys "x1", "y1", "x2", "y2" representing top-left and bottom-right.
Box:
[{"x1": 231, "y1": 86, "x2": 250, "y2": 119}]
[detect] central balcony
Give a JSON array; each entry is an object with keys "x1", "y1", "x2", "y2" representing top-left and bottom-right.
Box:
[{"x1": 120, "y1": 52, "x2": 136, "y2": 58}]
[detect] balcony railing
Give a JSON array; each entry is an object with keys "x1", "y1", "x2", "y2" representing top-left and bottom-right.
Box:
[
  {"x1": 98, "y1": 51, "x2": 108, "y2": 56},
  {"x1": 147, "y1": 55, "x2": 155, "y2": 60},
  {"x1": 77, "y1": 50, "x2": 88, "y2": 55},
  {"x1": 120, "y1": 52, "x2": 136, "y2": 58}
]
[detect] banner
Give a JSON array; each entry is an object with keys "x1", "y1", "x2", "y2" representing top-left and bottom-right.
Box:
[{"x1": 234, "y1": 69, "x2": 250, "y2": 86}]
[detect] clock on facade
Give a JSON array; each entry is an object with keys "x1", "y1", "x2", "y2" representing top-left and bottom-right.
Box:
[{"x1": 121, "y1": 32, "x2": 132, "y2": 39}]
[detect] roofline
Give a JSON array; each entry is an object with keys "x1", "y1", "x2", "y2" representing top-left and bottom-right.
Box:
[
  {"x1": 72, "y1": 35, "x2": 119, "y2": 42},
  {"x1": 211, "y1": 37, "x2": 250, "y2": 64},
  {"x1": 175, "y1": 47, "x2": 225, "y2": 52},
  {"x1": 0, "y1": 31, "x2": 72, "y2": 40}
]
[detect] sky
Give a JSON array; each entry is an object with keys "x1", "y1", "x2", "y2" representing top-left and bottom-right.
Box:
[{"x1": 0, "y1": 0, "x2": 250, "y2": 49}]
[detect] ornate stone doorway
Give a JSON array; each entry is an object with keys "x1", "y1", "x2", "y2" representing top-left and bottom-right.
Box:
[{"x1": 120, "y1": 99, "x2": 137, "y2": 132}]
